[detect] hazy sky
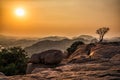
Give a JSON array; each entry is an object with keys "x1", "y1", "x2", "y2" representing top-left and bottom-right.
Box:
[{"x1": 0, "y1": 0, "x2": 120, "y2": 38}]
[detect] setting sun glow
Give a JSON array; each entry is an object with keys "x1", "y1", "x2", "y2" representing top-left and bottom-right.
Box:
[
  {"x1": 15, "y1": 8, "x2": 25, "y2": 17},
  {"x1": 1, "y1": 0, "x2": 120, "y2": 38}
]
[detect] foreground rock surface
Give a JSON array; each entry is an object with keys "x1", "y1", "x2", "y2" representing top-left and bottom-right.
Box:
[
  {"x1": 1, "y1": 58, "x2": 120, "y2": 80},
  {"x1": 1, "y1": 42, "x2": 120, "y2": 80}
]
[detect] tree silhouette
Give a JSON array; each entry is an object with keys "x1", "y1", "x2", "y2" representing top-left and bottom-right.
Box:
[{"x1": 96, "y1": 27, "x2": 109, "y2": 42}]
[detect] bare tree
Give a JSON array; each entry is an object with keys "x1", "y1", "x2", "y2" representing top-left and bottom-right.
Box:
[{"x1": 96, "y1": 27, "x2": 109, "y2": 42}]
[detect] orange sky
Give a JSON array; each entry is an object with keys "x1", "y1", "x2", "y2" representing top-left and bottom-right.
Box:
[{"x1": 0, "y1": 0, "x2": 120, "y2": 38}]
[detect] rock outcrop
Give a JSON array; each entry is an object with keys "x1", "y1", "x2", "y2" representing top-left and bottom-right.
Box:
[
  {"x1": 67, "y1": 43, "x2": 95, "y2": 63},
  {"x1": 0, "y1": 42, "x2": 120, "y2": 80},
  {"x1": 90, "y1": 45, "x2": 120, "y2": 59}
]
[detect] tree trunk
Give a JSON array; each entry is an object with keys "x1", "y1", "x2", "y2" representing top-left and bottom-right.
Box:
[{"x1": 99, "y1": 35, "x2": 104, "y2": 43}]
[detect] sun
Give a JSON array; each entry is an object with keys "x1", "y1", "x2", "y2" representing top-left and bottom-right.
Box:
[{"x1": 15, "y1": 8, "x2": 25, "y2": 16}]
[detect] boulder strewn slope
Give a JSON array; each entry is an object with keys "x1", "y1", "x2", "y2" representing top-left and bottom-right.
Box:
[{"x1": 0, "y1": 42, "x2": 120, "y2": 80}]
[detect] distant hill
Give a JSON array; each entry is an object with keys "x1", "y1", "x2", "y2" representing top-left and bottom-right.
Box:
[
  {"x1": 0, "y1": 35, "x2": 68, "y2": 48},
  {"x1": 25, "y1": 39, "x2": 72, "y2": 56},
  {"x1": 12, "y1": 39, "x2": 38, "y2": 48},
  {"x1": 25, "y1": 35, "x2": 97, "y2": 56},
  {"x1": 107, "y1": 37, "x2": 120, "y2": 42},
  {"x1": 38, "y1": 36, "x2": 68, "y2": 41},
  {"x1": 0, "y1": 35, "x2": 16, "y2": 47},
  {"x1": 2, "y1": 34, "x2": 120, "y2": 57},
  {"x1": 73, "y1": 35, "x2": 97, "y2": 43},
  {"x1": 0, "y1": 35, "x2": 38, "y2": 48}
]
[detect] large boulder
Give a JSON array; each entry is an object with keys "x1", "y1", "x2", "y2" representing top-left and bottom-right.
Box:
[{"x1": 29, "y1": 49, "x2": 63, "y2": 65}]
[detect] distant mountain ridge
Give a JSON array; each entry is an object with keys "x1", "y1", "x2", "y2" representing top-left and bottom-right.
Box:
[
  {"x1": 0, "y1": 35, "x2": 38, "y2": 48},
  {"x1": 0, "y1": 34, "x2": 120, "y2": 56},
  {"x1": 38, "y1": 36, "x2": 68, "y2": 41},
  {"x1": 25, "y1": 39, "x2": 72, "y2": 56},
  {"x1": 25, "y1": 35, "x2": 97, "y2": 56},
  {"x1": 108, "y1": 37, "x2": 120, "y2": 42}
]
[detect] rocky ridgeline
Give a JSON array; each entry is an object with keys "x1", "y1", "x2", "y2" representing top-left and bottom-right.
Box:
[{"x1": 0, "y1": 42, "x2": 120, "y2": 80}]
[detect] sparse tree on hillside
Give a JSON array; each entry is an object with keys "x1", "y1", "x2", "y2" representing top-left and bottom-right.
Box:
[{"x1": 96, "y1": 27, "x2": 109, "y2": 42}]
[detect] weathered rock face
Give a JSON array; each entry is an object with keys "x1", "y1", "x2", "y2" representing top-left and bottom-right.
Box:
[
  {"x1": 29, "y1": 49, "x2": 63, "y2": 64},
  {"x1": 90, "y1": 45, "x2": 120, "y2": 59}
]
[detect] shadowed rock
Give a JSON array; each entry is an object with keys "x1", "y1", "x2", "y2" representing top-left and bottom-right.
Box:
[{"x1": 29, "y1": 49, "x2": 63, "y2": 65}]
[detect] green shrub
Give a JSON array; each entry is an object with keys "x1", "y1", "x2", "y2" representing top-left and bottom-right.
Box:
[
  {"x1": 0, "y1": 47, "x2": 28, "y2": 76},
  {"x1": 67, "y1": 41, "x2": 84, "y2": 57}
]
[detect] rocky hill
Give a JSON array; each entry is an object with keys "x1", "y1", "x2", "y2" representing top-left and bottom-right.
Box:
[{"x1": 0, "y1": 42, "x2": 120, "y2": 80}]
